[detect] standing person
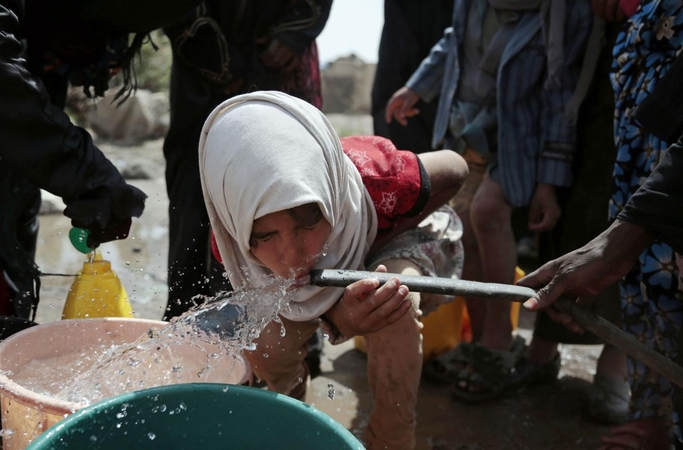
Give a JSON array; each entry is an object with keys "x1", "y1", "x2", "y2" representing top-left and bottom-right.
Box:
[
  {"x1": 200, "y1": 91, "x2": 467, "y2": 449},
  {"x1": 521, "y1": 137, "x2": 683, "y2": 449},
  {"x1": 605, "y1": 0, "x2": 683, "y2": 444},
  {"x1": 385, "y1": 0, "x2": 594, "y2": 400},
  {"x1": 0, "y1": 0, "x2": 201, "y2": 324},
  {"x1": 523, "y1": 6, "x2": 683, "y2": 446},
  {"x1": 162, "y1": 0, "x2": 332, "y2": 321},
  {"x1": 522, "y1": 19, "x2": 630, "y2": 425},
  {"x1": 371, "y1": 0, "x2": 453, "y2": 152}
]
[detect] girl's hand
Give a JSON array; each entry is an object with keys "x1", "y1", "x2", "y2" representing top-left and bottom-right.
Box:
[
  {"x1": 528, "y1": 183, "x2": 561, "y2": 232},
  {"x1": 325, "y1": 265, "x2": 412, "y2": 337}
]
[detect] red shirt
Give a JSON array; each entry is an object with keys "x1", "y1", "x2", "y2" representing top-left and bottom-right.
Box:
[
  {"x1": 211, "y1": 136, "x2": 430, "y2": 263},
  {"x1": 340, "y1": 136, "x2": 429, "y2": 236}
]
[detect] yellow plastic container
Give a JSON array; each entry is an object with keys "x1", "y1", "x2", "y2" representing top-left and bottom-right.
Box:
[
  {"x1": 354, "y1": 267, "x2": 524, "y2": 362},
  {"x1": 62, "y1": 252, "x2": 134, "y2": 319}
]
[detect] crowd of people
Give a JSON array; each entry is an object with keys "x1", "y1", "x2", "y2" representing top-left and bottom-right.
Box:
[{"x1": 0, "y1": 0, "x2": 681, "y2": 448}]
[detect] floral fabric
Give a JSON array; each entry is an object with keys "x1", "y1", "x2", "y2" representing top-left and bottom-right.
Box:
[
  {"x1": 340, "y1": 136, "x2": 428, "y2": 234},
  {"x1": 342, "y1": 136, "x2": 464, "y2": 314},
  {"x1": 610, "y1": 0, "x2": 683, "y2": 441}
]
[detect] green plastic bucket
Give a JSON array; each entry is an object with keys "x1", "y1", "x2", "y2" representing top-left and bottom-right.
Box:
[{"x1": 26, "y1": 384, "x2": 364, "y2": 449}]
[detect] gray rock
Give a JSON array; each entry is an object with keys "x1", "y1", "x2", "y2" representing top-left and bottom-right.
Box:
[
  {"x1": 85, "y1": 89, "x2": 170, "y2": 145},
  {"x1": 120, "y1": 163, "x2": 153, "y2": 180}
]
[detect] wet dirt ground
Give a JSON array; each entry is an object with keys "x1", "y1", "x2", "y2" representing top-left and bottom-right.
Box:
[{"x1": 33, "y1": 119, "x2": 612, "y2": 448}]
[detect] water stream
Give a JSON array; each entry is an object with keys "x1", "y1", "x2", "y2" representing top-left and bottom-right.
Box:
[{"x1": 9, "y1": 275, "x2": 296, "y2": 406}]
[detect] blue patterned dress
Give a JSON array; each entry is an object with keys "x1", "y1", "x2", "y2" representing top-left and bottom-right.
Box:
[{"x1": 610, "y1": 0, "x2": 683, "y2": 441}]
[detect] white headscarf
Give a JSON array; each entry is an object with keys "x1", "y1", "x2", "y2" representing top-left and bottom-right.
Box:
[{"x1": 199, "y1": 91, "x2": 378, "y2": 321}]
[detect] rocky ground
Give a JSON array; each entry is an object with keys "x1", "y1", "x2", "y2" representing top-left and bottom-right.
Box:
[{"x1": 33, "y1": 115, "x2": 612, "y2": 449}]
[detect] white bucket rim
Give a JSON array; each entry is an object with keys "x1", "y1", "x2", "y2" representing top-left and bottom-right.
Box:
[
  {"x1": 0, "y1": 317, "x2": 251, "y2": 416},
  {"x1": 0, "y1": 318, "x2": 167, "y2": 416}
]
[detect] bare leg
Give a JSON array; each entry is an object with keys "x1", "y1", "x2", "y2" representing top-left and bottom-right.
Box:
[
  {"x1": 470, "y1": 175, "x2": 515, "y2": 351},
  {"x1": 363, "y1": 259, "x2": 423, "y2": 450},
  {"x1": 449, "y1": 149, "x2": 487, "y2": 342},
  {"x1": 524, "y1": 336, "x2": 559, "y2": 364},
  {"x1": 244, "y1": 317, "x2": 319, "y2": 400},
  {"x1": 596, "y1": 343, "x2": 627, "y2": 379}
]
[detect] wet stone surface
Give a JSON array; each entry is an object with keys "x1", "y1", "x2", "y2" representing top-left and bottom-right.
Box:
[{"x1": 33, "y1": 134, "x2": 610, "y2": 449}]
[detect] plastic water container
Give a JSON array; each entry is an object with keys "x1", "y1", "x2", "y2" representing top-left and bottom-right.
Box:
[
  {"x1": 26, "y1": 384, "x2": 364, "y2": 450},
  {"x1": 0, "y1": 318, "x2": 251, "y2": 450},
  {"x1": 62, "y1": 252, "x2": 133, "y2": 319}
]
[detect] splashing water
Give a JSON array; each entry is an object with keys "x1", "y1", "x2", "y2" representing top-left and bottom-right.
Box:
[{"x1": 12, "y1": 275, "x2": 298, "y2": 406}]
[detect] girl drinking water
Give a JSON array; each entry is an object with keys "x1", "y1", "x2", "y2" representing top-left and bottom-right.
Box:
[{"x1": 199, "y1": 91, "x2": 467, "y2": 449}]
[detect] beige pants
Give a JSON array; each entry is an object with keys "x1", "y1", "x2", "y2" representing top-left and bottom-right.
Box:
[{"x1": 244, "y1": 259, "x2": 424, "y2": 450}]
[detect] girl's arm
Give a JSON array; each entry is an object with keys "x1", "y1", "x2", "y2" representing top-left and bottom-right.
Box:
[{"x1": 369, "y1": 149, "x2": 468, "y2": 254}]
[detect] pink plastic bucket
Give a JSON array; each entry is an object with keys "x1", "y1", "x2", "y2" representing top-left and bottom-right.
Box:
[{"x1": 0, "y1": 318, "x2": 250, "y2": 449}]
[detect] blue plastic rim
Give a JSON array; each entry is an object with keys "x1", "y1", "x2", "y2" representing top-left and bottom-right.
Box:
[{"x1": 27, "y1": 383, "x2": 364, "y2": 450}]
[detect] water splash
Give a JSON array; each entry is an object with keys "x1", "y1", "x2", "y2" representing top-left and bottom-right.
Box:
[{"x1": 24, "y1": 275, "x2": 299, "y2": 405}]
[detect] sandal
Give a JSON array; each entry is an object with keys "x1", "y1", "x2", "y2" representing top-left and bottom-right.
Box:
[
  {"x1": 422, "y1": 342, "x2": 473, "y2": 385},
  {"x1": 450, "y1": 335, "x2": 526, "y2": 403},
  {"x1": 509, "y1": 352, "x2": 561, "y2": 390},
  {"x1": 584, "y1": 375, "x2": 629, "y2": 425}
]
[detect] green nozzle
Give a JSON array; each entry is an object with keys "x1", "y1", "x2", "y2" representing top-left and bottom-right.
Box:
[{"x1": 69, "y1": 227, "x2": 93, "y2": 254}]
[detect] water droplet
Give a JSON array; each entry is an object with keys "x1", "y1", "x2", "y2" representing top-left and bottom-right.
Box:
[{"x1": 148, "y1": 432, "x2": 156, "y2": 440}]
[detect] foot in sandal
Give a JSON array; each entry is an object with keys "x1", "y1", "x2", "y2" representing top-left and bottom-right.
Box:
[
  {"x1": 450, "y1": 335, "x2": 527, "y2": 403},
  {"x1": 422, "y1": 342, "x2": 473, "y2": 385},
  {"x1": 584, "y1": 374, "x2": 629, "y2": 425}
]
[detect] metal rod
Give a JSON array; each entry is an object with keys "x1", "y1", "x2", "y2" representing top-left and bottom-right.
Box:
[{"x1": 310, "y1": 269, "x2": 683, "y2": 389}]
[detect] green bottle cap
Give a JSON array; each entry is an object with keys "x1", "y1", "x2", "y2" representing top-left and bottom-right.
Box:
[{"x1": 69, "y1": 227, "x2": 93, "y2": 254}]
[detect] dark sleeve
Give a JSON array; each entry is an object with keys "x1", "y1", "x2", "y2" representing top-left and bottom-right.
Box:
[
  {"x1": 408, "y1": 157, "x2": 431, "y2": 217},
  {"x1": 0, "y1": 3, "x2": 145, "y2": 229},
  {"x1": 634, "y1": 51, "x2": 683, "y2": 143},
  {"x1": 269, "y1": 0, "x2": 332, "y2": 54},
  {"x1": 371, "y1": 0, "x2": 417, "y2": 115},
  {"x1": 617, "y1": 137, "x2": 683, "y2": 254}
]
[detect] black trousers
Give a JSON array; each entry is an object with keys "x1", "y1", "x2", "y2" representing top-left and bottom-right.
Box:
[{"x1": 162, "y1": 122, "x2": 230, "y2": 321}]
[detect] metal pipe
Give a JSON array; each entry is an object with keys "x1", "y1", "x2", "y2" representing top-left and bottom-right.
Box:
[{"x1": 310, "y1": 269, "x2": 683, "y2": 389}]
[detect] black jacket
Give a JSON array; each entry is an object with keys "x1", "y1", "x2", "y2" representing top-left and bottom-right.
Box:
[
  {"x1": 618, "y1": 51, "x2": 683, "y2": 255},
  {"x1": 0, "y1": 0, "x2": 200, "y2": 317}
]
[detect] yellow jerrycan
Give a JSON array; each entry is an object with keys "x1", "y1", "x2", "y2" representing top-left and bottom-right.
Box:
[{"x1": 62, "y1": 228, "x2": 134, "y2": 319}]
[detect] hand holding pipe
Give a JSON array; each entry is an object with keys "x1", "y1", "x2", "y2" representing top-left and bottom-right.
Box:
[{"x1": 309, "y1": 269, "x2": 683, "y2": 389}]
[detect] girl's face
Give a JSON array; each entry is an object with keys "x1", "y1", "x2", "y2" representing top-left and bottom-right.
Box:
[{"x1": 249, "y1": 204, "x2": 331, "y2": 279}]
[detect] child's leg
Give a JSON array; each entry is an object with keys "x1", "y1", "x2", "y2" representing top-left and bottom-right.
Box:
[
  {"x1": 363, "y1": 258, "x2": 423, "y2": 450},
  {"x1": 449, "y1": 148, "x2": 487, "y2": 342},
  {"x1": 244, "y1": 317, "x2": 319, "y2": 400},
  {"x1": 470, "y1": 174, "x2": 515, "y2": 351}
]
